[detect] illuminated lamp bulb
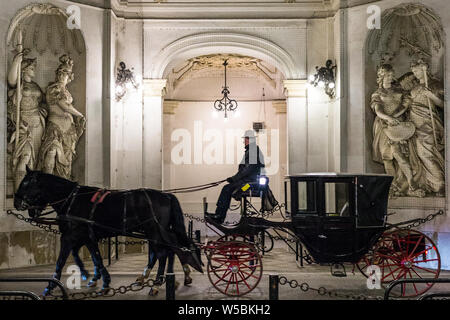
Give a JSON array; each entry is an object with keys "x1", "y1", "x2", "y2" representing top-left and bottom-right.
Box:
[
  {"x1": 318, "y1": 80, "x2": 325, "y2": 88},
  {"x1": 328, "y1": 82, "x2": 335, "y2": 89},
  {"x1": 309, "y1": 74, "x2": 315, "y2": 82}
]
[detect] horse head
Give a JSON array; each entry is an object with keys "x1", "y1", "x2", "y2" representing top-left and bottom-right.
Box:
[{"x1": 14, "y1": 166, "x2": 48, "y2": 217}]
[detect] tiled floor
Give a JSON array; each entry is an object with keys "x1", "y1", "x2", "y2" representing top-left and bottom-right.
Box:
[{"x1": 0, "y1": 240, "x2": 449, "y2": 300}]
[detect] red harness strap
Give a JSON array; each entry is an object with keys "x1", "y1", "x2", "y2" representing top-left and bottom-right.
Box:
[{"x1": 90, "y1": 189, "x2": 111, "y2": 204}]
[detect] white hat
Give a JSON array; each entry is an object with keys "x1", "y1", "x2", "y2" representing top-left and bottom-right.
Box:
[{"x1": 242, "y1": 129, "x2": 256, "y2": 139}]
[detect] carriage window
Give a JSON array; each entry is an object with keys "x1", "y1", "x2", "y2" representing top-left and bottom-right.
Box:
[
  {"x1": 325, "y1": 182, "x2": 350, "y2": 216},
  {"x1": 297, "y1": 181, "x2": 316, "y2": 212}
]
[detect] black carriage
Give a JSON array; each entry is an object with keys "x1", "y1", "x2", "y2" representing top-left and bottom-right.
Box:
[{"x1": 204, "y1": 173, "x2": 441, "y2": 297}]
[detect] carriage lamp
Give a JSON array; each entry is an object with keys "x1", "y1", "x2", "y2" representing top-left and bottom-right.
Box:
[
  {"x1": 308, "y1": 59, "x2": 337, "y2": 99},
  {"x1": 213, "y1": 59, "x2": 238, "y2": 119},
  {"x1": 259, "y1": 177, "x2": 268, "y2": 186},
  {"x1": 115, "y1": 61, "x2": 139, "y2": 102}
]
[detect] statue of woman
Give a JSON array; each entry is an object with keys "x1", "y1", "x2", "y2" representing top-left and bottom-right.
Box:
[
  {"x1": 7, "y1": 52, "x2": 47, "y2": 190},
  {"x1": 409, "y1": 60, "x2": 445, "y2": 196},
  {"x1": 38, "y1": 54, "x2": 85, "y2": 179},
  {"x1": 371, "y1": 64, "x2": 425, "y2": 197}
]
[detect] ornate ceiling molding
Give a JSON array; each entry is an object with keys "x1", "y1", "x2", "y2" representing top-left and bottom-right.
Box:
[
  {"x1": 151, "y1": 32, "x2": 299, "y2": 79},
  {"x1": 171, "y1": 54, "x2": 277, "y2": 89},
  {"x1": 112, "y1": 0, "x2": 334, "y2": 19}
]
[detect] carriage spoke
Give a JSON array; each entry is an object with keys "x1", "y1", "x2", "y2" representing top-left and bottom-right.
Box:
[
  {"x1": 407, "y1": 270, "x2": 419, "y2": 296},
  {"x1": 413, "y1": 265, "x2": 438, "y2": 274},
  {"x1": 381, "y1": 266, "x2": 401, "y2": 281},
  {"x1": 407, "y1": 235, "x2": 424, "y2": 259},
  {"x1": 237, "y1": 271, "x2": 251, "y2": 290}
]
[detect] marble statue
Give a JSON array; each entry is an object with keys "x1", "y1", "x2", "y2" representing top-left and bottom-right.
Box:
[
  {"x1": 370, "y1": 64, "x2": 425, "y2": 197},
  {"x1": 366, "y1": 3, "x2": 445, "y2": 199},
  {"x1": 408, "y1": 60, "x2": 445, "y2": 196},
  {"x1": 7, "y1": 50, "x2": 47, "y2": 191},
  {"x1": 37, "y1": 54, "x2": 85, "y2": 179}
]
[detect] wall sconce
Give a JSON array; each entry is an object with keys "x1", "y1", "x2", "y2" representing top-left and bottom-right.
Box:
[
  {"x1": 115, "y1": 61, "x2": 139, "y2": 101},
  {"x1": 308, "y1": 60, "x2": 337, "y2": 99}
]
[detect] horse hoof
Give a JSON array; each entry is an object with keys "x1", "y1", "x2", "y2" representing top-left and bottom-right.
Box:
[
  {"x1": 154, "y1": 279, "x2": 163, "y2": 287},
  {"x1": 184, "y1": 277, "x2": 193, "y2": 286},
  {"x1": 81, "y1": 272, "x2": 90, "y2": 281},
  {"x1": 135, "y1": 275, "x2": 145, "y2": 285},
  {"x1": 87, "y1": 280, "x2": 97, "y2": 288},
  {"x1": 101, "y1": 285, "x2": 111, "y2": 292},
  {"x1": 148, "y1": 288, "x2": 159, "y2": 296},
  {"x1": 43, "y1": 288, "x2": 52, "y2": 296}
]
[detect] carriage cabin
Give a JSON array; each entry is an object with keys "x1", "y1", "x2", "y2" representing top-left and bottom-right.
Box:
[{"x1": 284, "y1": 173, "x2": 393, "y2": 264}]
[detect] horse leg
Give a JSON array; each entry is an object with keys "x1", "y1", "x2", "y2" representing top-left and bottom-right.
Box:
[
  {"x1": 149, "y1": 250, "x2": 167, "y2": 296},
  {"x1": 72, "y1": 244, "x2": 90, "y2": 281},
  {"x1": 183, "y1": 264, "x2": 192, "y2": 286},
  {"x1": 86, "y1": 241, "x2": 111, "y2": 290},
  {"x1": 44, "y1": 237, "x2": 72, "y2": 296},
  {"x1": 84, "y1": 244, "x2": 102, "y2": 288},
  {"x1": 136, "y1": 250, "x2": 156, "y2": 284}
]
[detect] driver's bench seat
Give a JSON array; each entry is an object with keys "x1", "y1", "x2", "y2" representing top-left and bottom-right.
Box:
[{"x1": 232, "y1": 176, "x2": 269, "y2": 216}]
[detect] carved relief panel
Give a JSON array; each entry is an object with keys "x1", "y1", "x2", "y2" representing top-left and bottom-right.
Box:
[
  {"x1": 365, "y1": 3, "x2": 445, "y2": 202},
  {"x1": 5, "y1": 3, "x2": 86, "y2": 197}
]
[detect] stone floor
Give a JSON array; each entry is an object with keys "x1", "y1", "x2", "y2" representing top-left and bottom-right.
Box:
[{"x1": 0, "y1": 240, "x2": 449, "y2": 300}]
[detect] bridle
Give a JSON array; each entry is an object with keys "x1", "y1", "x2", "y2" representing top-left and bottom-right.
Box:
[{"x1": 16, "y1": 184, "x2": 81, "y2": 218}]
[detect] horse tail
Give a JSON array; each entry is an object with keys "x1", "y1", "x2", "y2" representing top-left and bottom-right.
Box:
[{"x1": 167, "y1": 193, "x2": 203, "y2": 273}]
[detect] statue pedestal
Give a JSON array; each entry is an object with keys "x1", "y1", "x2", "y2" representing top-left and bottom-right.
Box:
[{"x1": 388, "y1": 196, "x2": 445, "y2": 209}]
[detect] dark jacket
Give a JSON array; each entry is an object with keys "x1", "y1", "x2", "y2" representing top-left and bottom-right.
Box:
[{"x1": 230, "y1": 142, "x2": 265, "y2": 183}]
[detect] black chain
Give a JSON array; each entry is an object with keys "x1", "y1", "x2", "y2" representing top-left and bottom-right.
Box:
[
  {"x1": 6, "y1": 210, "x2": 61, "y2": 234},
  {"x1": 100, "y1": 238, "x2": 148, "y2": 246},
  {"x1": 403, "y1": 210, "x2": 444, "y2": 230},
  {"x1": 278, "y1": 275, "x2": 384, "y2": 300},
  {"x1": 40, "y1": 278, "x2": 159, "y2": 300}
]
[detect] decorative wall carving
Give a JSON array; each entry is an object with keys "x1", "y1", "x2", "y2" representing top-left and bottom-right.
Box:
[
  {"x1": 170, "y1": 54, "x2": 277, "y2": 89},
  {"x1": 6, "y1": 4, "x2": 86, "y2": 193},
  {"x1": 366, "y1": 3, "x2": 445, "y2": 199}
]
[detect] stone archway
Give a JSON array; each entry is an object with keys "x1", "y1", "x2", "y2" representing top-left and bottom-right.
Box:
[{"x1": 142, "y1": 32, "x2": 307, "y2": 189}]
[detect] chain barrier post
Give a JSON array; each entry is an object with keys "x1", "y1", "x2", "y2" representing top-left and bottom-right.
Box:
[
  {"x1": 166, "y1": 273, "x2": 176, "y2": 300},
  {"x1": 269, "y1": 274, "x2": 279, "y2": 300},
  {"x1": 195, "y1": 230, "x2": 201, "y2": 243},
  {"x1": 188, "y1": 220, "x2": 193, "y2": 240},
  {"x1": 115, "y1": 236, "x2": 119, "y2": 261}
]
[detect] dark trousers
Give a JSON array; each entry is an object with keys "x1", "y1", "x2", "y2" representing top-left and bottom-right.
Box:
[{"x1": 215, "y1": 181, "x2": 243, "y2": 219}]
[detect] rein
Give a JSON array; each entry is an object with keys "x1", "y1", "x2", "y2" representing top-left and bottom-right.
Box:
[{"x1": 161, "y1": 179, "x2": 226, "y2": 193}]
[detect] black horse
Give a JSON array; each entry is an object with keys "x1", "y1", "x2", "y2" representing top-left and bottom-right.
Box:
[{"x1": 14, "y1": 168, "x2": 203, "y2": 295}]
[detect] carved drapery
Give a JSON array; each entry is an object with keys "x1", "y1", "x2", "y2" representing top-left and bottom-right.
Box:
[
  {"x1": 366, "y1": 3, "x2": 445, "y2": 200},
  {"x1": 6, "y1": 3, "x2": 86, "y2": 194}
]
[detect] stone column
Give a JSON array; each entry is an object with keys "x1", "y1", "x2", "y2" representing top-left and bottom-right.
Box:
[
  {"x1": 143, "y1": 79, "x2": 167, "y2": 188},
  {"x1": 283, "y1": 80, "x2": 308, "y2": 175}
]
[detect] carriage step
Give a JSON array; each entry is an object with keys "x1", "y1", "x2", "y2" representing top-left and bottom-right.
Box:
[{"x1": 331, "y1": 263, "x2": 347, "y2": 277}]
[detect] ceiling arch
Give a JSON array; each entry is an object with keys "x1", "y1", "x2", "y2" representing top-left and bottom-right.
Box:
[{"x1": 150, "y1": 32, "x2": 300, "y2": 80}]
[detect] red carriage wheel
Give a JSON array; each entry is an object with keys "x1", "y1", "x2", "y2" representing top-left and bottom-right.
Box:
[
  {"x1": 207, "y1": 241, "x2": 263, "y2": 297},
  {"x1": 357, "y1": 229, "x2": 440, "y2": 297}
]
